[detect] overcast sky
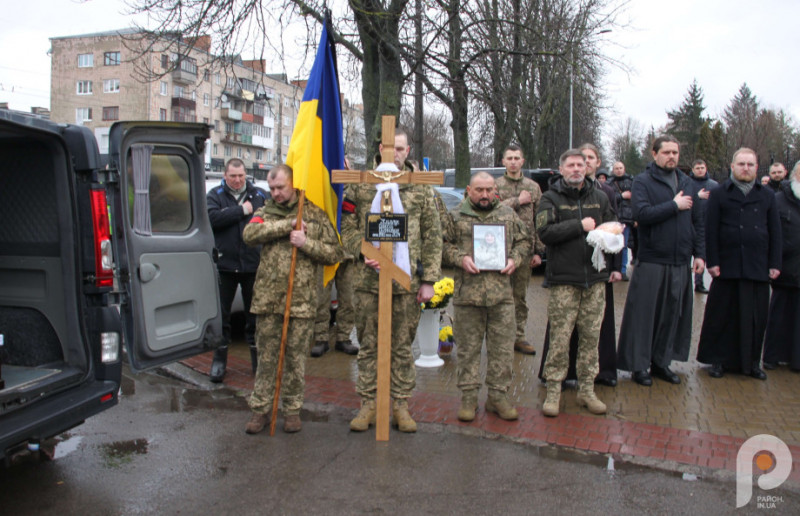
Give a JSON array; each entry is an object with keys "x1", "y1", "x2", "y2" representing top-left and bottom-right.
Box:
[{"x1": 1, "y1": 0, "x2": 798, "y2": 148}]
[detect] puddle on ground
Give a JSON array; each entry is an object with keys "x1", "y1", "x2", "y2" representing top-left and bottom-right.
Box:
[
  {"x1": 100, "y1": 438, "x2": 148, "y2": 468},
  {"x1": 52, "y1": 435, "x2": 84, "y2": 460}
]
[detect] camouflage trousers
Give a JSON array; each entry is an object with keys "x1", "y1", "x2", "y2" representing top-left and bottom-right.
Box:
[
  {"x1": 248, "y1": 313, "x2": 313, "y2": 416},
  {"x1": 454, "y1": 302, "x2": 515, "y2": 393},
  {"x1": 510, "y1": 253, "x2": 532, "y2": 341},
  {"x1": 544, "y1": 283, "x2": 605, "y2": 390},
  {"x1": 314, "y1": 261, "x2": 355, "y2": 342},
  {"x1": 353, "y1": 291, "x2": 419, "y2": 400}
]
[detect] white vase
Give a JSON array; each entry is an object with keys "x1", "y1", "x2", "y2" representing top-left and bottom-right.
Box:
[{"x1": 414, "y1": 309, "x2": 444, "y2": 368}]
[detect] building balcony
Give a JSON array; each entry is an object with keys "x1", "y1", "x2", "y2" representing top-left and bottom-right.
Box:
[
  {"x1": 221, "y1": 108, "x2": 242, "y2": 121},
  {"x1": 172, "y1": 66, "x2": 197, "y2": 85},
  {"x1": 171, "y1": 95, "x2": 196, "y2": 110},
  {"x1": 172, "y1": 113, "x2": 197, "y2": 123},
  {"x1": 222, "y1": 133, "x2": 242, "y2": 143},
  {"x1": 242, "y1": 112, "x2": 254, "y2": 123}
]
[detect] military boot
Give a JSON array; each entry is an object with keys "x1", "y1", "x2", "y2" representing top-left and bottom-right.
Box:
[
  {"x1": 392, "y1": 399, "x2": 417, "y2": 433},
  {"x1": 350, "y1": 398, "x2": 376, "y2": 432},
  {"x1": 283, "y1": 414, "x2": 302, "y2": 433},
  {"x1": 542, "y1": 381, "x2": 561, "y2": 417},
  {"x1": 457, "y1": 390, "x2": 479, "y2": 422},
  {"x1": 485, "y1": 391, "x2": 518, "y2": 420},
  {"x1": 576, "y1": 387, "x2": 607, "y2": 415},
  {"x1": 245, "y1": 412, "x2": 270, "y2": 434},
  {"x1": 209, "y1": 345, "x2": 228, "y2": 383},
  {"x1": 249, "y1": 345, "x2": 258, "y2": 375}
]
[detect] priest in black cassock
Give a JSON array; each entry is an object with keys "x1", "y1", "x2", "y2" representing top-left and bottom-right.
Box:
[{"x1": 696, "y1": 147, "x2": 782, "y2": 380}]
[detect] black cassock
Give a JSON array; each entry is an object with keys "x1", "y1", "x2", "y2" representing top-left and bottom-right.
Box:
[
  {"x1": 696, "y1": 278, "x2": 769, "y2": 374},
  {"x1": 763, "y1": 285, "x2": 800, "y2": 370}
]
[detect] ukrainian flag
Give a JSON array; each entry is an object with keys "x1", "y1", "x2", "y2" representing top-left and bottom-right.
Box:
[{"x1": 286, "y1": 20, "x2": 344, "y2": 286}]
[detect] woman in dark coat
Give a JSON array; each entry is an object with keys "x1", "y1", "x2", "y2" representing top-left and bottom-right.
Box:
[{"x1": 764, "y1": 165, "x2": 800, "y2": 371}]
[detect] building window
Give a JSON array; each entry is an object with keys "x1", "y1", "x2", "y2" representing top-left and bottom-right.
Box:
[
  {"x1": 161, "y1": 54, "x2": 169, "y2": 68},
  {"x1": 237, "y1": 148, "x2": 242, "y2": 158},
  {"x1": 203, "y1": 117, "x2": 209, "y2": 125},
  {"x1": 77, "y1": 53, "x2": 93, "y2": 68},
  {"x1": 214, "y1": 120, "x2": 220, "y2": 131},
  {"x1": 104, "y1": 51, "x2": 121, "y2": 66},
  {"x1": 103, "y1": 79, "x2": 120, "y2": 93},
  {"x1": 75, "y1": 108, "x2": 92, "y2": 124},
  {"x1": 191, "y1": 91, "x2": 196, "y2": 101},
  {"x1": 284, "y1": 115, "x2": 291, "y2": 127},
  {"x1": 266, "y1": 150, "x2": 272, "y2": 162},
  {"x1": 224, "y1": 122, "x2": 232, "y2": 134},
  {"x1": 265, "y1": 127, "x2": 272, "y2": 138},
  {"x1": 215, "y1": 73, "x2": 221, "y2": 85},
  {"x1": 159, "y1": 109, "x2": 167, "y2": 121},
  {"x1": 76, "y1": 80, "x2": 93, "y2": 95},
  {"x1": 213, "y1": 144, "x2": 218, "y2": 155},
  {"x1": 102, "y1": 106, "x2": 119, "y2": 121},
  {"x1": 173, "y1": 85, "x2": 185, "y2": 98},
  {"x1": 226, "y1": 77, "x2": 235, "y2": 89},
  {"x1": 203, "y1": 93, "x2": 209, "y2": 106},
  {"x1": 203, "y1": 69, "x2": 209, "y2": 81},
  {"x1": 284, "y1": 98, "x2": 290, "y2": 107},
  {"x1": 160, "y1": 81, "x2": 168, "y2": 96},
  {"x1": 224, "y1": 145, "x2": 231, "y2": 157},
  {"x1": 256, "y1": 150, "x2": 263, "y2": 161},
  {"x1": 283, "y1": 135, "x2": 290, "y2": 146}
]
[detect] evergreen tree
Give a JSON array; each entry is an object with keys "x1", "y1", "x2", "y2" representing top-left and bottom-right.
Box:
[
  {"x1": 666, "y1": 79, "x2": 708, "y2": 167},
  {"x1": 723, "y1": 83, "x2": 760, "y2": 157}
]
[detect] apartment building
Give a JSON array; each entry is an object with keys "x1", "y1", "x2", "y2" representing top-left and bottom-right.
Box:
[{"x1": 49, "y1": 29, "x2": 363, "y2": 175}]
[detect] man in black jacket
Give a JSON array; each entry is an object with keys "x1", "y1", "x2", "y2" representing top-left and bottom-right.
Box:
[
  {"x1": 688, "y1": 159, "x2": 718, "y2": 293},
  {"x1": 536, "y1": 149, "x2": 621, "y2": 417},
  {"x1": 617, "y1": 136, "x2": 705, "y2": 386},
  {"x1": 608, "y1": 161, "x2": 635, "y2": 277},
  {"x1": 697, "y1": 148, "x2": 781, "y2": 379},
  {"x1": 767, "y1": 162, "x2": 789, "y2": 192},
  {"x1": 207, "y1": 158, "x2": 269, "y2": 382}
]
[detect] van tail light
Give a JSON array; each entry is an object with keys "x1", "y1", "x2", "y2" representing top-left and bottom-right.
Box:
[{"x1": 90, "y1": 187, "x2": 114, "y2": 287}]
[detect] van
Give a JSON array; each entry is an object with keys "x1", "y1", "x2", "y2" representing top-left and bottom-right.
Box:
[
  {"x1": 0, "y1": 112, "x2": 222, "y2": 459},
  {"x1": 443, "y1": 167, "x2": 557, "y2": 192}
]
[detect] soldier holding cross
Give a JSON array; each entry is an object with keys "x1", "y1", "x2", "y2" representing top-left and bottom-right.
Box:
[{"x1": 340, "y1": 127, "x2": 443, "y2": 434}]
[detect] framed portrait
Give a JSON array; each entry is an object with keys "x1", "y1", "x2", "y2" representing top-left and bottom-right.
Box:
[{"x1": 472, "y1": 223, "x2": 507, "y2": 271}]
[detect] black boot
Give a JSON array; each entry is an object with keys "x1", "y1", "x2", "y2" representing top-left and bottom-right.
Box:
[
  {"x1": 210, "y1": 346, "x2": 228, "y2": 383},
  {"x1": 249, "y1": 345, "x2": 258, "y2": 375}
]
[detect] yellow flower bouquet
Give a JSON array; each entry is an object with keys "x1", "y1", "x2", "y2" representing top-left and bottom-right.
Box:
[{"x1": 422, "y1": 277, "x2": 454, "y2": 310}]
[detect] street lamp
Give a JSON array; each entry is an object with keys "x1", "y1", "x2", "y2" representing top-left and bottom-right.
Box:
[{"x1": 569, "y1": 29, "x2": 612, "y2": 149}]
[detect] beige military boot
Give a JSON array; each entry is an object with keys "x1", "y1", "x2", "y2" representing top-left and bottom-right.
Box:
[
  {"x1": 542, "y1": 381, "x2": 561, "y2": 417},
  {"x1": 457, "y1": 390, "x2": 479, "y2": 422},
  {"x1": 485, "y1": 392, "x2": 518, "y2": 421},
  {"x1": 350, "y1": 398, "x2": 376, "y2": 432},
  {"x1": 392, "y1": 399, "x2": 417, "y2": 433},
  {"x1": 245, "y1": 412, "x2": 270, "y2": 434},
  {"x1": 576, "y1": 389, "x2": 607, "y2": 415}
]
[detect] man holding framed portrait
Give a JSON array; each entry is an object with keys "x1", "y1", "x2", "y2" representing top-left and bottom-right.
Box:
[{"x1": 443, "y1": 172, "x2": 531, "y2": 422}]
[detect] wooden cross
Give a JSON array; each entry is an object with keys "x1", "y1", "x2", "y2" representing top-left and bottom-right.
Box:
[{"x1": 332, "y1": 115, "x2": 443, "y2": 441}]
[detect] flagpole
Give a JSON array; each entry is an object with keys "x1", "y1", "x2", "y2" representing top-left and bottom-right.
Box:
[{"x1": 269, "y1": 190, "x2": 306, "y2": 436}]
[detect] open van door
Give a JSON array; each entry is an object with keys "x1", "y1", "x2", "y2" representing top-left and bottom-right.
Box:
[{"x1": 109, "y1": 122, "x2": 222, "y2": 371}]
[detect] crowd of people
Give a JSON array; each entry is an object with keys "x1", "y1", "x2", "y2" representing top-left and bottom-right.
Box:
[{"x1": 207, "y1": 131, "x2": 800, "y2": 434}]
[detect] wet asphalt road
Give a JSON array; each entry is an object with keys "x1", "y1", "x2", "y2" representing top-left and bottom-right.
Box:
[{"x1": 2, "y1": 368, "x2": 798, "y2": 515}]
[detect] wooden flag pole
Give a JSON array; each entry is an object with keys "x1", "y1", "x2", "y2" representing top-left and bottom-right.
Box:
[{"x1": 269, "y1": 190, "x2": 306, "y2": 436}]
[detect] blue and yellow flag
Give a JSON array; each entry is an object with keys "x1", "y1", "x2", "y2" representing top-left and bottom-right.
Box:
[{"x1": 286, "y1": 20, "x2": 345, "y2": 286}]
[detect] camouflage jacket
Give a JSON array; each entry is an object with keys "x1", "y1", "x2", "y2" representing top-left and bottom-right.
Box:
[
  {"x1": 341, "y1": 182, "x2": 442, "y2": 295},
  {"x1": 443, "y1": 198, "x2": 531, "y2": 307},
  {"x1": 495, "y1": 173, "x2": 546, "y2": 256},
  {"x1": 243, "y1": 198, "x2": 343, "y2": 318}
]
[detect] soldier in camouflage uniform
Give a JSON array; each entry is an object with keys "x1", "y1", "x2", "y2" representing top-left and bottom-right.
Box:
[
  {"x1": 495, "y1": 144, "x2": 545, "y2": 355},
  {"x1": 242, "y1": 165, "x2": 343, "y2": 434},
  {"x1": 536, "y1": 150, "x2": 622, "y2": 417},
  {"x1": 341, "y1": 129, "x2": 442, "y2": 433},
  {"x1": 443, "y1": 172, "x2": 531, "y2": 422},
  {"x1": 312, "y1": 254, "x2": 358, "y2": 357}
]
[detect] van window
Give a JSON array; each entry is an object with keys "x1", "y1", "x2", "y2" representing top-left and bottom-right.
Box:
[{"x1": 128, "y1": 150, "x2": 192, "y2": 233}]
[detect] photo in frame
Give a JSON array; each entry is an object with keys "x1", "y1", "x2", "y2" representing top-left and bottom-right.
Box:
[{"x1": 472, "y1": 223, "x2": 507, "y2": 271}]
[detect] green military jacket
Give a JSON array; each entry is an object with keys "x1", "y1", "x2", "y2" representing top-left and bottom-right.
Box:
[
  {"x1": 495, "y1": 173, "x2": 546, "y2": 256},
  {"x1": 442, "y1": 198, "x2": 531, "y2": 307},
  {"x1": 243, "y1": 197, "x2": 343, "y2": 318},
  {"x1": 341, "y1": 181, "x2": 443, "y2": 295}
]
